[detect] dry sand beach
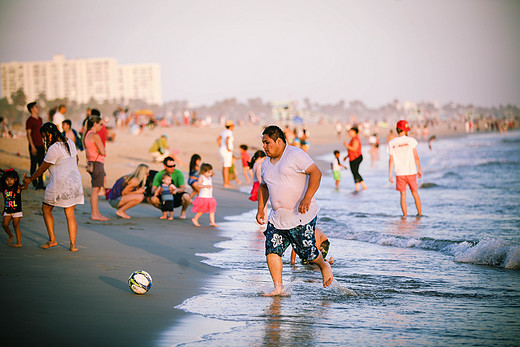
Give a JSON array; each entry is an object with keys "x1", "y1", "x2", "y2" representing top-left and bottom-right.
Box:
[{"x1": 0, "y1": 122, "x2": 463, "y2": 345}]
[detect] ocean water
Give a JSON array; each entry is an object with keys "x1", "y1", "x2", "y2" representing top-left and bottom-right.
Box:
[{"x1": 161, "y1": 131, "x2": 520, "y2": 346}]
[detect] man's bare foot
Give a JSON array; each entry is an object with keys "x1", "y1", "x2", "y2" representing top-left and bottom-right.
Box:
[
  {"x1": 91, "y1": 215, "x2": 110, "y2": 221},
  {"x1": 192, "y1": 218, "x2": 200, "y2": 226},
  {"x1": 41, "y1": 241, "x2": 57, "y2": 249},
  {"x1": 7, "y1": 236, "x2": 13, "y2": 245},
  {"x1": 264, "y1": 284, "x2": 284, "y2": 296},
  {"x1": 210, "y1": 223, "x2": 219, "y2": 227},
  {"x1": 70, "y1": 245, "x2": 78, "y2": 252},
  {"x1": 327, "y1": 257, "x2": 335, "y2": 265},
  {"x1": 10, "y1": 242, "x2": 22, "y2": 248},
  {"x1": 115, "y1": 210, "x2": 131, "y2": 219},
  {"x1": 160, "y1": 216, "x2": 167, "y2": 219},
  {"x1": 320, "y1": 262, "x2": 334, "y2": 288}
]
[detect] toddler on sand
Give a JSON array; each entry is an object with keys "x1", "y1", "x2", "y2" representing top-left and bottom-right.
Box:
[
  {"x1": 154, "y1": 173, "x2": 176, "y2": 220},
  {"x1": 2, "y1": 169, "x2": 28, "y2": 247},
  {"x1": 191, "y1": 163, "x2": 219, "y2": 227}
]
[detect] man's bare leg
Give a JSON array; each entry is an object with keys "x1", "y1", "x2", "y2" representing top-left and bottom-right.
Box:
[
  {"x1": 179, "y1": 194, "x2": 190, "y2": 219},
  {"x1": 265, "y1": 253, "x2": 284, "y2": 296},
  {"x1": 310, "y1": 253, "x2": 334, "y2": 287},
  {"x1": 400, "y1": 191, "x2": 407, "y2": 217},
  {"x1": 411, "y1": 190, "x2": 422, "y2": 216}
]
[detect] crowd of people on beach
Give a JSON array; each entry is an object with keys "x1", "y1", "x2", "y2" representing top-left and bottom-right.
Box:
[{"x1": 2, "y1": 99, "x2": 517, "y2": 296}]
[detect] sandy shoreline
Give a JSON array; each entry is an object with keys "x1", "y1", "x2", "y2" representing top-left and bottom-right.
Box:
[{"x1": 1, "y1": 121, "x2": 467, "y2": 345}]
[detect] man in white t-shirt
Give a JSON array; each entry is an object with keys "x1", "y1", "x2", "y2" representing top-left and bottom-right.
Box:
[
  {"x1": 217, "y1": 120, "x2": 235, "y2": 188},
  {"x1": 387, "y1": 120, "x2": 422, "y2": 217},
  {"x1": 256, "y1": 125, "x2": 333, "y2": 296}
]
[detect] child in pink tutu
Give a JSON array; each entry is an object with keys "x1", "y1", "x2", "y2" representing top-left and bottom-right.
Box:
[{"x1": 191, "y1": 163, "x2": 219, "y2": 227}]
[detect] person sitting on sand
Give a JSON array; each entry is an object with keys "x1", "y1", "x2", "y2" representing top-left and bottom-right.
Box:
[
  {"x1": 23, "y1": 122, "x2": 84, "y2": 251},
  {"x1": 149, "y1": 134, "x2": 170, "y2": 162},
  {"x1": 150, "y1": 157, "x2": 190, "y2": 219},
  {"x1": 108, "y1": 164, "x2": 149, "y2": 219},
  {"x1": 291, "y1": 227, "x2": 334, "y2": 265}
]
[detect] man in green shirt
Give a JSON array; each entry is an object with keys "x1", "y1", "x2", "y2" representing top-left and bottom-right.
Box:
[{"x1": 151, "y1": 156, "x2": 190, "y2": 219}]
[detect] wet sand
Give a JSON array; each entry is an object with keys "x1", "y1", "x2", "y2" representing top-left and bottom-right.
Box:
[{"x1": 0, "y1": 122, "x2": 463, "y2": 345}]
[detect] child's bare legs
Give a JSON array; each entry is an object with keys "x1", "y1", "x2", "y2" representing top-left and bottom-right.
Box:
[
  {"x1": 335, "y1": 180, "x2": 340, "y2": 190},
  {"x1": 2, "y1": 215, "x2": 14, "y2": 245},
  {"x1": 192, "y1": 212, "x2": 203, "y2": 226},
  {"x1": 411, "y1": 190, "x2": 422, "y2": 216},
  {"x1": 209, "y1": 212, "x2": 219, "y2": 227},
  {"x1": 400, "y1": 191, "x2": 408, "y2": 217},
  {"x1": 64, "y1": 205, "x2": 78, "y2": 251},
  {"x1": 160, "y1": 211, "x2": 168, "y2": 219},
  {"x1": 91, "y1": 187, "x2": 109, "y2": 221},
  {"x1": 41, "y1": 203, "x2": 57, "y2": 248},
  {"x1": 10, "y1": 217, "x2": 22, "y2": 247},
  {"x1": 168, "y1": 211, "x2": 174, "y2": 220}
]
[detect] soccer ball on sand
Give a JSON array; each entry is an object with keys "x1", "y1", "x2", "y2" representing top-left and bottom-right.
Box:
[{"x1": 128, "y1": 270, "x2": 152, "y2": 294}]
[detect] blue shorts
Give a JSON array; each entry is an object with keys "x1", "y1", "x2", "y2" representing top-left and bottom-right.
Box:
[{"x1": 264, "y1": 216, "x2": 320, "y2": 262}]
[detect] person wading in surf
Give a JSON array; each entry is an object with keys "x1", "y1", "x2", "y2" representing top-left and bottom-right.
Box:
[
  {"x1": 256, "y1": 125, "x2": 333, "y2": 296},
  {"x1": 388, "y1": 120, "x2": 422, "y2": 218}
]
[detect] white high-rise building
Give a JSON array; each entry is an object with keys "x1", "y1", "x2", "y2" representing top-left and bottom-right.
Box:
[{"x1": 1, "y1": 54, "x2": 162, "y2": 105}]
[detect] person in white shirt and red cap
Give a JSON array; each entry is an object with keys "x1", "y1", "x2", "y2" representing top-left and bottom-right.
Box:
[{"x1": 387, "y1": 120, "x2": 422, "y2": 218}]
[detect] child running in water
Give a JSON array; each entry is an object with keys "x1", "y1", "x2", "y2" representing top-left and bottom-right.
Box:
[
  {"x1": 191, "y1": 163, "x2": 219, "y2": 227},
  {"x1": 331, "y1": 150, "x2": 348, "y2": 190},
  {"x1": 2, "y1": 169, "x2": 28, "y2": 247},
  {"x1": 154, "y1": 173, "x2": 176, "y2": 220},
  {"x1": 188, "y1": 154, "x2": 201, "y2": 200},
  {"x1": 248, "y1": 150, "x2": 266, "y2": 201}
]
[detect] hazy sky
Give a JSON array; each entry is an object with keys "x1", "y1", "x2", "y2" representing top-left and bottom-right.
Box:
[{"x1": 1, "y1": 0, "x2": 519, "y2": 107}]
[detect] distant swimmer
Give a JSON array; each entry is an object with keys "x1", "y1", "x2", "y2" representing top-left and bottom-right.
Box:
[
  {"x1": 388, "y1": 120, "x2": 422, "y2": 218},
  {"x1": 256, "y1": 125, "x2": 333, "y2": 296}
]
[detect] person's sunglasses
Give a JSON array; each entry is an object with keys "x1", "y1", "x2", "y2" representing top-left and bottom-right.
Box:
[{"x1": 166, "y1": 164, "x2": 176, "y2": 168}]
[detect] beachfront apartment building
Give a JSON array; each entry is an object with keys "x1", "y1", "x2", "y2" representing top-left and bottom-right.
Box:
[{"x1": 1, "y1": 54, "x2": 162, "y2": 105}]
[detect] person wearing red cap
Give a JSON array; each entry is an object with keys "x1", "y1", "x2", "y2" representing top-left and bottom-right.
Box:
[{"x1": 387, "y1": 120, "x2": 422, "y2": 217}]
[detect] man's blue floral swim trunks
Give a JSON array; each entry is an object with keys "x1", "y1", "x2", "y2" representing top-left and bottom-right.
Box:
[{"x1": 264, "y1": 216, "x2": 320, "y2": 262}]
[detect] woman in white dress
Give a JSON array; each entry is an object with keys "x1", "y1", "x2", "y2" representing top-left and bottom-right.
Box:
[{"x1": 24, "y1": 122, "x2": 84, "y2": 251}]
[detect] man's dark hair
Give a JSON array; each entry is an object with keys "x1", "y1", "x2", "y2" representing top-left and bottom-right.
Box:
[
  {"x1": 162, "y1": 156, "x2": 175, "y2": 166},
  {"x1": 90, "y1": 109, "x2": 101, "y2": 117},
  {"x1": 27, "y1": 101, "x2": 37, "y2": 113},
  {"x1": 62, "y1": 119, "x2": 72, "y2": 127},
  {"x1": 262, "y1": 125, "x2": 286, "y2": 144},
  {"x1": 334, "y1": 150, "x2": 340, "y2": 155}
]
